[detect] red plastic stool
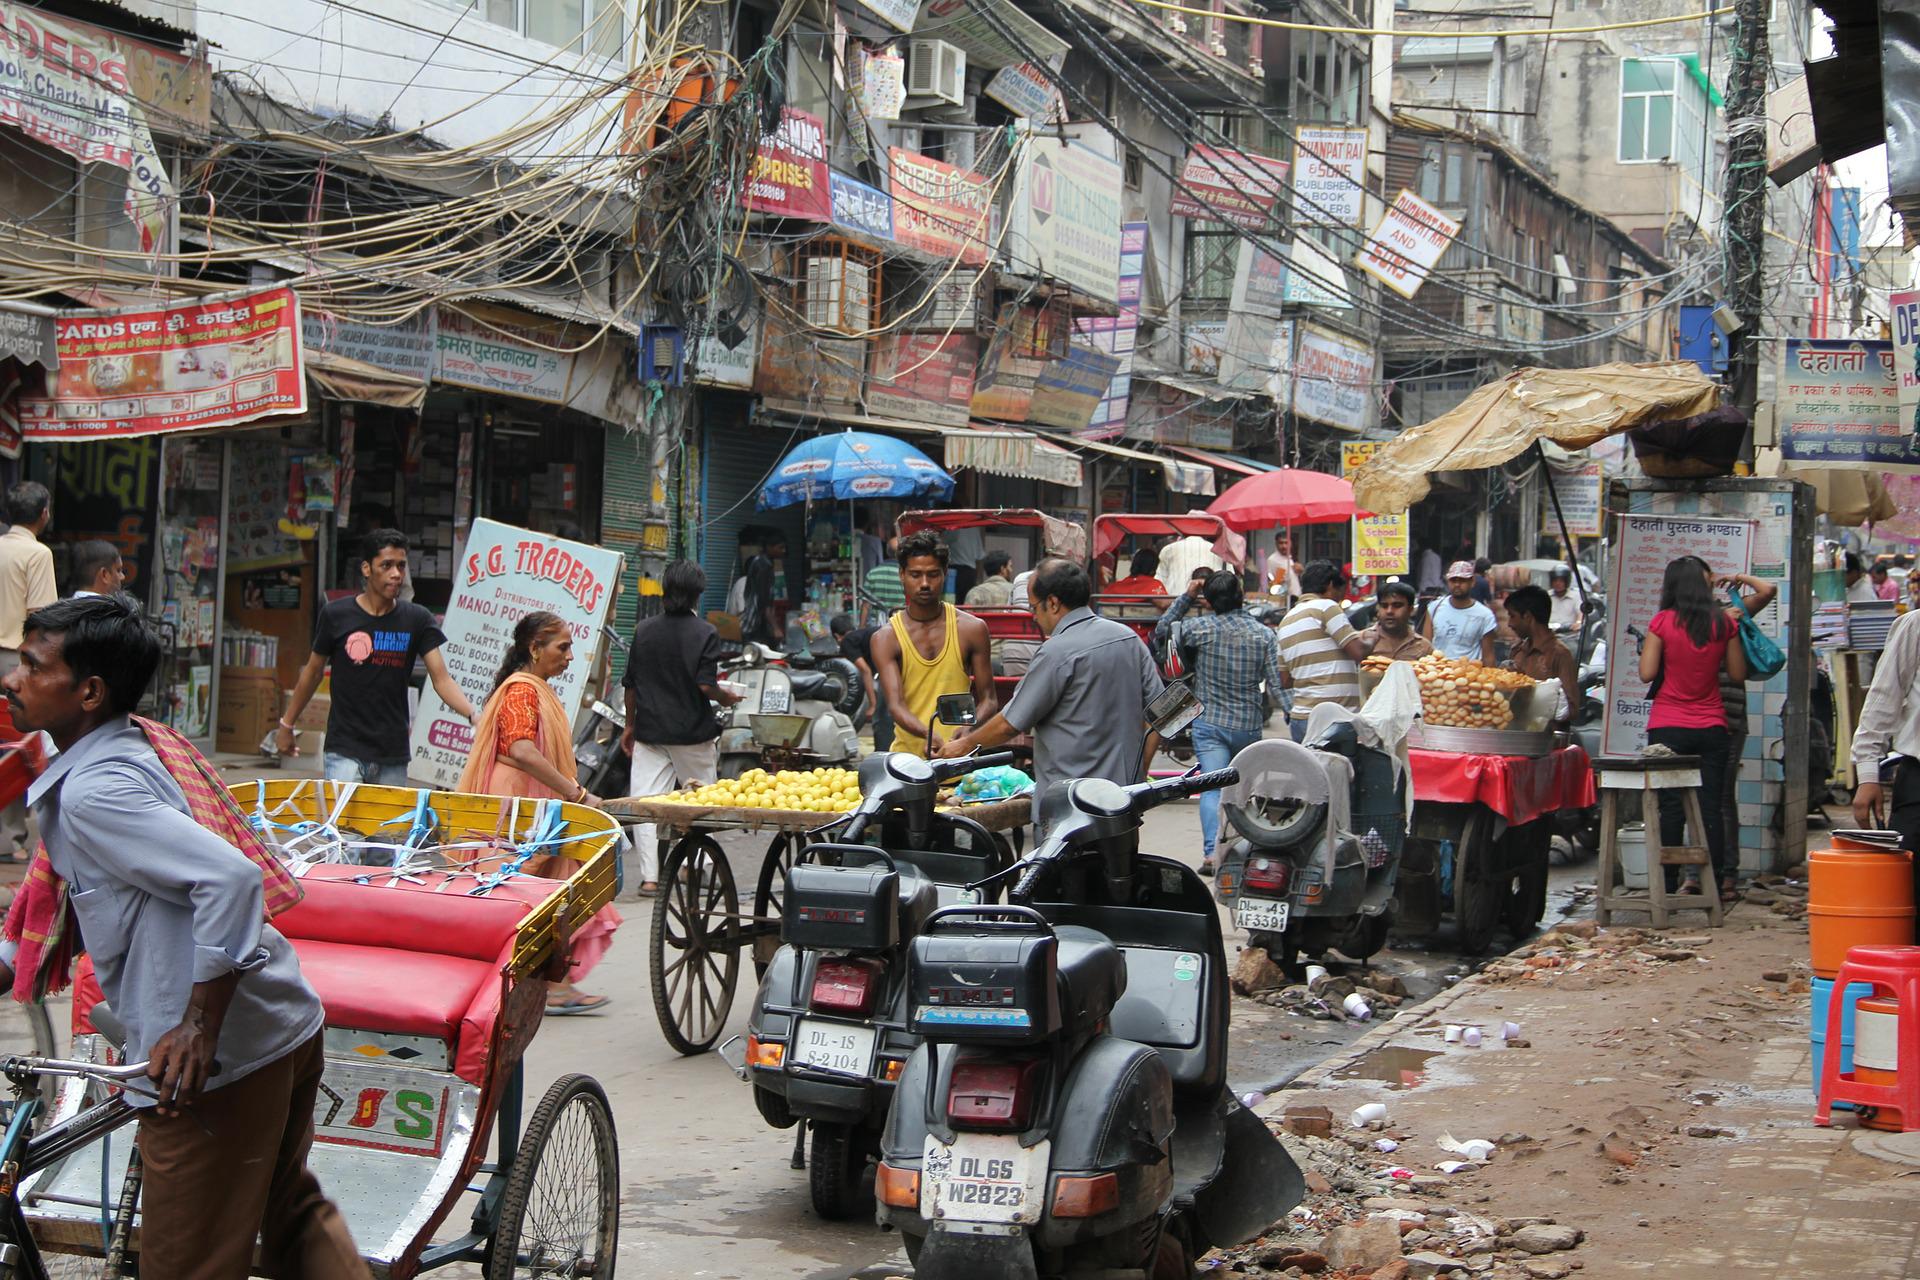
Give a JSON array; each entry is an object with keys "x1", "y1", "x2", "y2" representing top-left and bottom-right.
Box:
[{"x1": 1815, "y1": 944, "x2": 1920, "y2": 1130}]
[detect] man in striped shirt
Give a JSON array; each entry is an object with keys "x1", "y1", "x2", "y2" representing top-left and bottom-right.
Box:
[{"x1": 1277, "y1": 560, "x2": 1368, "y2": 742}]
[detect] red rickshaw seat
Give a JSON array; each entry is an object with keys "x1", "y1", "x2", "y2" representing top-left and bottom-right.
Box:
[{"x1": 291, "y1": 940, "x2": 496, "y2": 1042}]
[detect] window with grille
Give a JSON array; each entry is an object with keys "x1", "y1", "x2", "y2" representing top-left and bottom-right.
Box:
[
  {"x1": 802, "y1": 241, "x2": 882, "y2": 335},
  {"x1": 1183, "y1": 227, "x2": 1238, "y2": 303}
]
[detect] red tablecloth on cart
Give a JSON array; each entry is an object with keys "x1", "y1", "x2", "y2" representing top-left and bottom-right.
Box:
[{"x1": 1408, "y1": 745, "x2": 1596, "y2": 827}]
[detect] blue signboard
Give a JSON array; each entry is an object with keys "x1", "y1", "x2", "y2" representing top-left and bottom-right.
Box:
[
  {"x1": 1780, "y1": 338, "x2": 1920, "y2": 467},
  {"x1": 829, "y1": 171, "x2": 894, "y2": 242}
]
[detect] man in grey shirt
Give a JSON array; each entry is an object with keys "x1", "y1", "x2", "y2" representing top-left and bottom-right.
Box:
[
  {"x1": 0, "y1": 595, "x2": 365, "y2": 1279},
  {"x1": 936, "y1": 558, "x2": 1163, "y2": 803}
]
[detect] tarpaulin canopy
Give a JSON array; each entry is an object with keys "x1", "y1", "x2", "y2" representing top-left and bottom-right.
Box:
[
  {"x1": 1350, "y1": 361, "x2": 1721, "y2": 514},
  {"x1": 1756, "y1": 447, "x2": 1897, "y2": 526},
  {"x1": 898, "y1": 508, "x2": 1088, "y2": 561},
  {"x1": 304, "y1": 348, "x2": 427, "y2": 411}
]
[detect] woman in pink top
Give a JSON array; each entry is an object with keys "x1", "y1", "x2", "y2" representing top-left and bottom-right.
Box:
[{"x1": 1638, "y1": 555, "x2": 1773, "y2": 903}]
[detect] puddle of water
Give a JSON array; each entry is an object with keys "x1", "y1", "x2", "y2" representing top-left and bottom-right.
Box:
[{"x1": 1332, "y1": 1045, "x2": 1443, "y2": 1089}]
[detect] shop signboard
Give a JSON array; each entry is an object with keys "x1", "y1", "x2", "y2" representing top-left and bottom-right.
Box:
[
  {"x1": 985, "y1": 62, "x2": 1063, "y2": 120},
  {"x1": 1283, "y1": 235, "x2": 1352, "y2": 310},
  {"x1": 1183, "y1": 322, "x2": 1226, "y2": 376},
  {"x1": 888, "y1": 147, "x2": 994, "y2": 265},
  {"x1": 301, "y1": 310, "x2": 435, "y2": 381},
  {"x1": 1291, "y1": 325, "x2": 1374, "y2": 433},
  {"x1": 1342, "y1": 441, "x2": 1407, "y2": 575},
  {"x1": 1168, "y1": 145, "x2": 1290, "y2": 229},
  {"x1": 693, "y1": 306, "x2": 760, "y2": 389},
  {"x1": 1778, "y1": 338, "x2": 1918, "y2": 470},
  {"x1": 1218, "y1": 314, "x2": 1292, "y2": 396},
  {"x1": 830, "y1": 171, "x2": 894, "y2": 241},
  {"x1": 1125, "y1": 380, "x2": 1231, "y2": 449},
  {"x1": 1011, "y1": 134, "x2": 1122, "y2": 303},
  {"x1": 1548, "y1": 461, "x2": 1605, "y2": 537},
  {"x1": 409, "y1": 518, "x2": 623, "y2": 788},
  {"x1": 868, "y1": 332, "x2": 977, "y2": 425},
  {"x1": 1891, "y1": 290, "x2": 1920, "y2": 441},
  {"x1": 1029, "y1": 342, "x2": 1122, "y2": 432},
  {"x1": 971, "y1": 302, "x2": 1049, "y2": 422},
  {"x1": 1601, "y1": 514, "x2": 1754, "y2": 757},
  {"x1": 0, "y1": 1, "x2": 182, "y2": 252},
  {"x1": 1074, "y1": 221, "x2": 1147, "y2": 439},
  {"x1": 743, "y1": 108, "x2": 831, "y2": 222},
  {"x1": 434, "y1": 305, "x2": 575, "y2": 404},
  {"x1": 0, "y1": 306, "x2": 53, "y2": 371},
  {"x1": 48, "y1": 438, "x2": 160, "y2": 593},
  {"x1": 1292, "y1": 126, "x2": 1368, "y2": 225},
  {"x1": 755, "y1": 312, "x2": 863, "y2": 408},
  {"x1": 21, "y1": 286, "x2": 305, "y2": 442},
  {"x1": 915, "y1": 0, "x2": 1068, "y2": 68},
  {"x1": 1229, "y1": 241, "x2": 1287, "y2": 317},
  {"x1": 1356, "y1": 189, "x2": 1462, "y2": 299},
  {"x1": 854, "y1": 0, "x2": 918, "y2": 35}
]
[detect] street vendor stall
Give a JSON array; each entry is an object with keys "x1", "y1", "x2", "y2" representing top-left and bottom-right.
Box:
[{"x1": 606, "y1": 782, "x2": 1030, "y2": 1056}]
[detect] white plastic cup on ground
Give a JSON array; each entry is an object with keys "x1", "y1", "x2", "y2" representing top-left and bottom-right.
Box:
[
  {"x1": 1351, "y1": 1102, "x2": 1388, "y2": 1127},
  {"x1": 1501, "y1": 1021, "x2": 1522, "y2": 1040},
  {"x1": 1462, "y1": 1027, "x2": 1483, "y2": 1047},
  {"x1": 1444, "y1": 1024, "x2": 1463, "y2": 1043},
  {"x1": 1343, "y1": 992, "x2": 1373, "y2": 1021}
]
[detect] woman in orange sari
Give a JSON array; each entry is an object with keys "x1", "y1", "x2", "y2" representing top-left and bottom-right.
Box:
[{"x1": 459, "y1": 611, "x2": 620, "y2": 1015}]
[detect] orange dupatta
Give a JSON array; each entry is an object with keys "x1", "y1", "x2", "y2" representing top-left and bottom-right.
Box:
[{"x1": 456, "y1": 672, "x2": 576, "y2": 800}]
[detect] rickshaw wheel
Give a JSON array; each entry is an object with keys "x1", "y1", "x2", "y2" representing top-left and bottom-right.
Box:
[
  {"x1": 650, "y1": 834, "x2": 742, "y2": 1055},
  {"x1": 487, "y1": 1073, "x2": 619, "y2": 1280},
  {"x1": 1453, "y1": 809, "x2": 1502, "y2": 955},
  {"x1": 750, "y1": 834, "x2": 795, "y2": 978}
]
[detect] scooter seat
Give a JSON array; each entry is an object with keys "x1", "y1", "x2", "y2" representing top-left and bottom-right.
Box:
[
  {"x1": 1055, "y1": 925, "x2": 1126, "y2": 1036},
  {"x1": 896, "y1": 864, "x2": 941, "y2": 938},
  {"x1": 789, "y1": 670, "x2": 846, "y2": 704}
]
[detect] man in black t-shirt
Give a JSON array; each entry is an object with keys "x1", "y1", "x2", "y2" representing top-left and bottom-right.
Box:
[
  {"x1": 278, "y1": 529, "x2": 475, "y2": 784},
  {"x1": 623, "y1": 560, "x2": 742, "y2": 895},
  {"x1": 831, "y1": 612, "x2": 892, "y2": 751}
]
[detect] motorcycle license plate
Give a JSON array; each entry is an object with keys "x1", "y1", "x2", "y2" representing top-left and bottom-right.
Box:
[
  {"x1": 788, "y1": 1019, "x2": 876, "y2": 1076},
  {"x1": 922, "y1": 1133, "x2": 1049, "y2": 1225},
  {"x1": 761, "y1": 684, "x2": 791, "y2": 713},
  {"x1": 1233, "y1": 897, "x2": 1291, "y2": 933}
]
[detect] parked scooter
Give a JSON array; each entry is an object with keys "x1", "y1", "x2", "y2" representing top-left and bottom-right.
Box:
[
  {"x1": 716, "y1": 641, "x2": 862, "y2": 776},
  {"x1": 877, "y1": 768, "x2": 1304, "y2": 1279},
  {"x1": 1212, "y1": 727, "x2": 1406, "y2": 969},
  {"x1": 738, "y1": 739, "x2": 1019, "y2": 1218}
]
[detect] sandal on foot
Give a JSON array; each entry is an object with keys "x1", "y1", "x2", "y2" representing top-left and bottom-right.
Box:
[
  {"x1": 545, "y1": 993, "x2": 611, "y2": 1016},
  {"x1": 1719, "y1": 879, "x2": 1741, "y2": 905},
  {"x1": 637, "y1": 881, "x2": 659, "y2": 898}
]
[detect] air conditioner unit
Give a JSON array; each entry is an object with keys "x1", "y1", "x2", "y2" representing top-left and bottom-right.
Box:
[
  {"x1": 906, "y1": 40, "x2": 966, "y2": 107},
  {"x1": 805, "y1": 257, "x2": 873, "y2": 334}
]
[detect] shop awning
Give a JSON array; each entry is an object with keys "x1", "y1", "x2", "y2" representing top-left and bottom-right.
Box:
[
  {"x1": 944, "y1": 428, "x2": 1083, "y2": 489},
  {"x1": 1136, "y1": 371, "x2": 1258, "y2": 402},
  {"x1": 304, "y1": 347, "x2": 427, "y2": 411},
  {"x1": 1039, "y1": 430, "x2": 1216, "y2": 497},
  {"x1": 1163, "y1": 445, "x2": 1277, "y2": 477}
]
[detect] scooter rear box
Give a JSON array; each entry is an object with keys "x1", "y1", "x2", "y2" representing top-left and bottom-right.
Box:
[
  {"x1": 784, "y1": 862, "x2": 900, "y2": 951},
  {"x1": 908, "y1": 929, "x2": 1061, "y2": 1044}
]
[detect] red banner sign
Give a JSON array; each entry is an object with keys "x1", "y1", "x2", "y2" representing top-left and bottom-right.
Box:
[
  {"x1": 22, "y1": 286, "x2": 306, "y2": 441},
  {"x1": 888, "y1": 148, "x2": 994, "y2": 266},
  {"x1": 1168, "y1": 145, "x2": 1290, "y2": 229},
  {"x1": 743, "y1": 108, "x2": 831, "y2": 222}
]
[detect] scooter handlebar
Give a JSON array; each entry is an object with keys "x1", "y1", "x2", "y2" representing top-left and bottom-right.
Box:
[
  {"x1": 928, "y1": 750, "x2": 1017, "y2": 782},
  {"x1": 1139, "y1": 766, "x2": 1239, "y2": 811}
]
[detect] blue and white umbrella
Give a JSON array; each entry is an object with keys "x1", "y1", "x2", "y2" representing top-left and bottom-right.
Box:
[{"x1": 758, "y1": 430, "x2": 955, "y2": 509}]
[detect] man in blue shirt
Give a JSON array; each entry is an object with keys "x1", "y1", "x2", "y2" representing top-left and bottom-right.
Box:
[
  {"x1": 1155, "y1": 569, "x2": 1284, "y2": 874},
  {"x1": 1, "y1": 595, "x2": 365, "y2": 1280}
]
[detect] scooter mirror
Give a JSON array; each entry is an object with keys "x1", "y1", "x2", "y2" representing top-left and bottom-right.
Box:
[{"x1": 934, "y1": 693, "x2": 978, "y2": 728}]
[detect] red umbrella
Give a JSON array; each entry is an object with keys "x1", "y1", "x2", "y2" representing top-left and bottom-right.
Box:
[{"x1": 1206, "y1": 468, "x2": 1364, "y2": 531}]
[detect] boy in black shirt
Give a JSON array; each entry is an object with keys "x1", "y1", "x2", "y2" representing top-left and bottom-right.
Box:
[
  {"x1": 278, "y1": 530, "x2": 475, "y2": 783},
  {"x1": 623, "y1": 560, "x2": 741, "y2": 895},
  {"x1": 831, "y1": 612, "x2": 893, "y2": 751}
]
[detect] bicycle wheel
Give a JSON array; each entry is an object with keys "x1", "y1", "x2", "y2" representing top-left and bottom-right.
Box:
[{"x1": 486, "y1": 1074, "x2": 619, "y2": 1280}]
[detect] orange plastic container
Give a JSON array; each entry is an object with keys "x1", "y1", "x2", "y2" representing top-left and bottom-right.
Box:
[{"x1": 1809, "y1": 843, "x2": 1915, "y2": 979}]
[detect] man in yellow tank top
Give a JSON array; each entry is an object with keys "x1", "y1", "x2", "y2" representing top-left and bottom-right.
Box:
[{"x1": 869, "y1": 530, "x2": 998, "y2": 756}]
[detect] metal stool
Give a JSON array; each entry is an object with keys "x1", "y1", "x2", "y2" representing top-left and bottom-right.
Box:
[{"x1": 1594, "y1": 754, "x2": 1723, "y2": 929}]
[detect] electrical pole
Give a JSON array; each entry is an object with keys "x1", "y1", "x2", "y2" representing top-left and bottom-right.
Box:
[{"x1": 1721, "y1": 0, "x2": 1771, "y2": 458}]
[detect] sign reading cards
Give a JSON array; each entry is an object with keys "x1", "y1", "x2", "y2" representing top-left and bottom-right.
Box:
[
  {"x1": 1293, "y1": 127, "x2": 1367, "y2": 225},
  {"x1": 1342, "y1": 442, "x2": 1407, "y2": 574},
  {"x1": 1168, "y1": 146, "x2": 1290, "y2": 229},
  {"x1": 410, "y1": 519, "x2": 623, "y2": 787},
  {"x1": 1548, "y1": 461, "x2": 1604, "y2": 536},
  {"x1": 889, "y1": 148, "x2": 994, "y2": 265},
  {"x1": 1356, "y1": 190, "x2": 1462, "y2": 299},
  {"x1": 1778, "y1": 339, "x2": 1919, "y2": 470},
  {"x1": 868, "y1": 333, "x2": 977, "y2": 425},
  {"x1": 744, "y1": 108, "x2": 831, "y2": 222},
  {"x1": 21, "y1": 286, "x2": 304, "y2": 442},
  {"x1": 1601, "y1": 514, "x2": 1754, "y2": 757}
]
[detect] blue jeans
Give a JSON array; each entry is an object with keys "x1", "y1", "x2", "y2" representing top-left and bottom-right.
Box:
[
  {"x1": 322, "y1": 753, "x2": 404, "y2": 785},
  {"x1": 1192, "y1": 719, "x2": 1262, "y2": 861}
]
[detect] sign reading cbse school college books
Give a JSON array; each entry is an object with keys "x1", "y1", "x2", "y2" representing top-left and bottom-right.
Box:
[{"x1": 409, "y1": 519, "x2": 623, "y2": 788}]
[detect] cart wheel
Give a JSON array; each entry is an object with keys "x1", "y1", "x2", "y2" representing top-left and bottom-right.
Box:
[
  {"x1": 486, "y1": 1073, "x2": 619, "y2": 1280},
  {"x1": 1502, "y1": 827, "x2": 1551, "y2": 937},
  {"x1": 808, "y1": 1122, "x2": 873, "y2": 1220},
  {"x1": 751, "y1": 833, "x2": 795, "y2": 976},
  {"x1": 1453, "y1": 810, "x2": 1502, "y2": 955},
  {"x1": 650, "y1": 834, "x2": 742, "y2": 1055}
]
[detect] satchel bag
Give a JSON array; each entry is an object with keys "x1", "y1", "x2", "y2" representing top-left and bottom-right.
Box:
[{"x1": 1727, "y1": 586, "x2": 1786, "y2": 680}]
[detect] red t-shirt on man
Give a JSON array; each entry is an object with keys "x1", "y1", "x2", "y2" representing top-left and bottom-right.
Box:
[{"x1": 1646, "y1": 608, "x2": 1733, "y2": 730}]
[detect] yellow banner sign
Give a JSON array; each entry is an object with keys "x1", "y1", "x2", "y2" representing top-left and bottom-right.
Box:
[{"x1": 1342, "y1": 442, "x2": 1408, "y2": 575}]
